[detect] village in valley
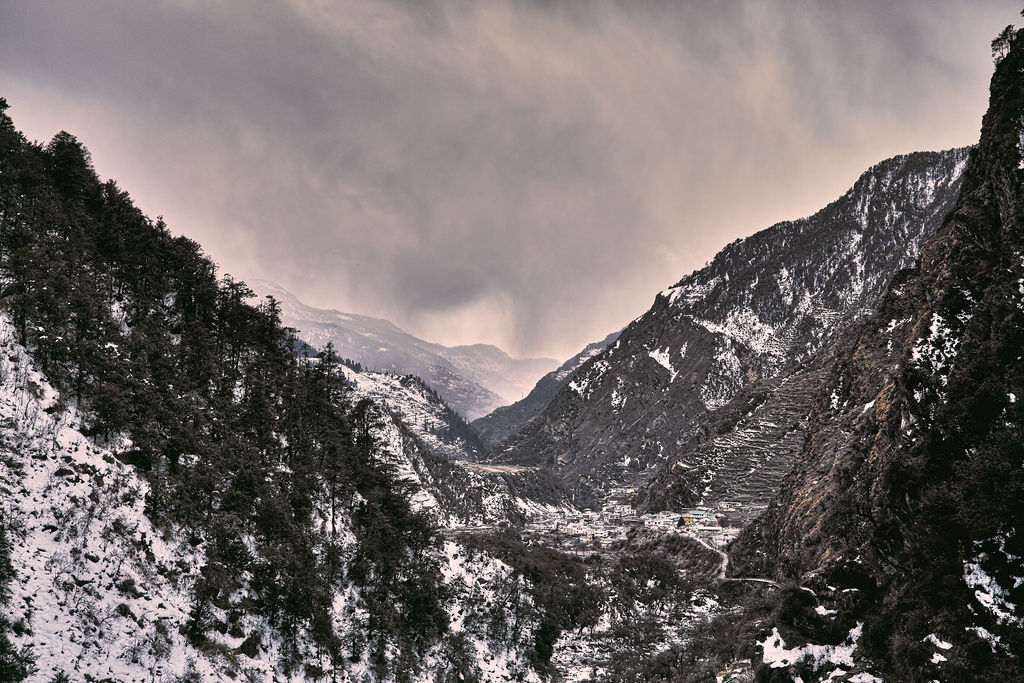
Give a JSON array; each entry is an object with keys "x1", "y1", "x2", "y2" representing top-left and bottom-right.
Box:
[
  {"x1": 535, "y1": 498, "x2": 738, "y2": 549},
  {"x1": 511, "y1": 486, "x2": 742, "y2": 553}
]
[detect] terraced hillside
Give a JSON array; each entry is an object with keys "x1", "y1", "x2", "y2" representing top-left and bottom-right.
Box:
[
  {"x1": 639, "y1": 358, "x2": 833, "y2": 524},
  {"x1": 718, "y1": 31, "x2": 1024, "y2": 681}
]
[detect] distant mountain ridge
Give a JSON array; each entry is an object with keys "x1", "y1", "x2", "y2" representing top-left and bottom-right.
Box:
[
  {"x1": 493, "y1": 146, "x2": 972, "y2": 505},
  {"x1": 472, "y1": 330, "x2": 620, "y2": 448},
  {"x1": 250, "y1": 280, "x2": 557, "y2": 420}
]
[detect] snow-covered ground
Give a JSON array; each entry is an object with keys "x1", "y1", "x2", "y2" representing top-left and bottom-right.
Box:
[
  {"x1": 758, "y1": 623, "x2": 884, "y2": 682},
  {"x1": 0, "y1": 313, "x2": 543, "y2": 681},
  {"x1": 340, "y1": 365, "x2": 576, "y2": 527},
  {"x1": 0, "y1": 314, "x2": 238, "y2": 681},
  {"x1": 964, "y1": 535, "x2": 1023, "y2": 629}
]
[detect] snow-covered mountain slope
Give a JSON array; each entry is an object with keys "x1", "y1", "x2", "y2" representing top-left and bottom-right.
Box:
[
  {"x1": 250, "y1": 280, "x2": 557, "y2": 420},
  {"x1": 472, "y1": 330, "x2": 621, "y2": 448},
  {"x1": 726, "y1": 31, "x2": 1024, "y2": 680},
  {"x1": 342, "y1": 367, "x2": 486, "y2": 462},
  {"x1": 0, "y1": 312, "x2": 546, "y2": 682},
  {"x1": 339, "y1": 365, "x2": 575, "y2": 526},
  {"x1": 0, "y1": 102, "x2": 579, "y2": 681},
  {"x1": 494, "y1": 147, "x2": 971, "y2": 503}
]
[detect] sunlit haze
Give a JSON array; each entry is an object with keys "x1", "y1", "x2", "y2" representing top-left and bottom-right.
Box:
[{"x1": 0, "y1": 0, "x2": 1017, "y2": 359}]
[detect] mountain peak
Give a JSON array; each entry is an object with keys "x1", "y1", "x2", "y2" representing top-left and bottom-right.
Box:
[{"x1": 495, "y1": 145, "x2": 971, "y2": 505}]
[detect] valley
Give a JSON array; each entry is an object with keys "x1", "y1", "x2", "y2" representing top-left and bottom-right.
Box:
[
  {"x1": 440, "y1": 480, "x2": 756, "y2": 680},
  {"x1": 451, "y1": 484, "x2": 743, "y2": 558},
  {"x1": 1, "y1": 14, "x2": 1023, "y2": 682}
]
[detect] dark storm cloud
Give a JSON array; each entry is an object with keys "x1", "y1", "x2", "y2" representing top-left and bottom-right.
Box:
[{"x1": 0, "y1": 0, "x2": 1017, "y2": 358}]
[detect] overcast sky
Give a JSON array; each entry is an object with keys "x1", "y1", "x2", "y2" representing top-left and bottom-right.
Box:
[{"x1": 0, "y1": 1, "x2": 1017, "y2": 360}]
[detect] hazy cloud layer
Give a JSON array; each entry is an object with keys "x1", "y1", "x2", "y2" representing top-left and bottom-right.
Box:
[{"x1": 0, "y1": 0, "x2": 1016, "y2": 358}]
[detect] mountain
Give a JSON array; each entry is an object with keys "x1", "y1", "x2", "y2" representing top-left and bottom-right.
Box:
[
  {"x1": 637, "y1": 345, "x2": 842, "y2": 525},
  {"x1": 2, "y1": 22, "x2": 1020, "y2": 680},
  {"x1": 472, "y1": 330, "x2": 620, "y2": 448},
  {"x1": 493, "y1": 146, "x2": 972, "y2": 506},
  {"x1": 0, "y1": 312, "x2": 550, "y2": 681},
  {"x1": 0, "y1": 101, "x2": 572, "y2": 681},
  {"x1": 249, "y1": 280, "x2": 557, "y2": 420},
  {"x1": 717, "y1": 29, "x2": 1024, "y2": 681}
]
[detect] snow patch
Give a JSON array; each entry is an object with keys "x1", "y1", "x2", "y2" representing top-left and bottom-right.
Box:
[
  {"x1": 847, "y1": 674, "x2": 883, "y2": 683},
  {"x1": 964, "y1": 536, "x2": 1023, "y2": 626},
  {"x1": 910, "y1": 312, "x2": 964, "y2": 390},
  {"x1": 648, "y1": 347, "x2": 678, "y2": 382},
  {"x1": 924, "y1": 633, "x2": 952, "y2": 650},
  {"x1": 568, "y1": 359, "x2": 609, "y2": 400},
  {"x1": 610, "y1": 379, "x2": 627, "y2": 412},
  {"x1": 965, "y1": 625, "x2": 1001, "y2": 651},
  {"x1": 1018, "y1": 118, "x2": 1024, "y2": 169},
  {"x1": 759, "y1": 622, "x2": 864, "y2": 673}
]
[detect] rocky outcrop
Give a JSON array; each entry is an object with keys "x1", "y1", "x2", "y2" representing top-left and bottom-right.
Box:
[{"x1": 730, "y1": 30, "x2": 1024, "y2": 681}]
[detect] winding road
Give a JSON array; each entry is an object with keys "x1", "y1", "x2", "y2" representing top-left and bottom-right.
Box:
[{"x1": 684, "y1": 531, "x2": 780, "y2": 587}]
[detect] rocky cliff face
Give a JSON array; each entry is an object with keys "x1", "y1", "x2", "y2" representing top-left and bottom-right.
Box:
[
  {"x1": 495, "y1": 147, "x2": 971, "y2": 503},
  {"x1": 728, "y1": 31, "x2": 1024, "y2": 681}
]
